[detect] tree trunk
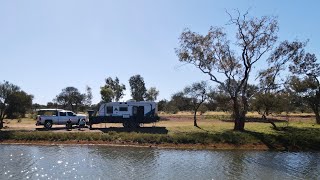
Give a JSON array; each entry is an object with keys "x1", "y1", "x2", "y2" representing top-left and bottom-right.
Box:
[
  {"x1": 0, "y1": 110, "x2": 4, "y2": 129},
  {"x1": 262, "y1": 114, "x2": 278, "y2": 130},
  {"x1": 193, "y1": 109, "x2": 199, "y2": 127},
  {"x1": 0, "y1": 119, "x2": 3, "y2": 129},
  {"x1": 193, "y1": 101, "x2": 204, "y2": 127},
  {"x1": 232, "y1": 98, "x2": 245, "y2": 131},
  {"x1": 315, "y1": 112, "x2": 320, "y2": 124},
  {"x1": 234, "y1": 115, "x2": 245, "y2": 131},
  {"x1": 310, "y1": 105, "x2": 320, "y2": 124}
]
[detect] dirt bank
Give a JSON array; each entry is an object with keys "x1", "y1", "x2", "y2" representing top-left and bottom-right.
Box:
[{"x1": 0, "y1": 139, "x2": 269, "y2": 150}]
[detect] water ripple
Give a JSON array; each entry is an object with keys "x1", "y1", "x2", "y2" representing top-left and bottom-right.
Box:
[{"x1": 0, "y1": 145, "x2": 319, "y2": 180}]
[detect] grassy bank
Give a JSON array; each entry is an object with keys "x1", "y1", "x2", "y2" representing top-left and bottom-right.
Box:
[
  {"x1": 1, "y1": 125, "x2": 320, "y2": 151},
  {"x1": 1, "y1": 112, "x2": 320, "y2": 151}
]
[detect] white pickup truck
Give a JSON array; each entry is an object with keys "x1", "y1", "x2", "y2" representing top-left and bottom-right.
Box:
[{"x1": 35, "y1": 109, "x2": 87, "y2": 129}]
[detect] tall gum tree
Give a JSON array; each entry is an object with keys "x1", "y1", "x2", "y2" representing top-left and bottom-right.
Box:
[
  {"x1": 176, "y1": 11, "x2": 303, "y2": 131},
  {"x1": 0, "y1": 81, "x2": 20, "y2": 129},
  {"x1": 183, "y1": 81, "x2": 209, "y2": 127},
  {"x1": 287, "y1": 53, "x2": 320, "y2": 124}
]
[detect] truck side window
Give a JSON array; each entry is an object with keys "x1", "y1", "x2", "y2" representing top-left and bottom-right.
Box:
[
  {"x1": 106, "y1": 106, "x2": 113, "y2": 114},
  {"x1": 67, "y1": 112, "x2": 75, "y2": 116},
  {"x1": 59, "y1": 112, "x2": 66, "y2": 116}
]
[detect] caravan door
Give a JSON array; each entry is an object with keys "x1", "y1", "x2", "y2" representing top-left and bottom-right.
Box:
[{"x1": 133, "y1": 106, "x2": 144, "y2": 121}]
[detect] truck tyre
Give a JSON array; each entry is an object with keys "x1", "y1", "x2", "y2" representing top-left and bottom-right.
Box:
[
  {"x1": 44, "y1": 121, "x2": 53, "y2": 129},
  {"x1": 123, "y1": 121, "x2": 130, "y2": 128}
]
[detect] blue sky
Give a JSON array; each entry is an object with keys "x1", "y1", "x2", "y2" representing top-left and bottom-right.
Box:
[{"x1": 0, "y1": 0, "x2": 319, "y2": 104}]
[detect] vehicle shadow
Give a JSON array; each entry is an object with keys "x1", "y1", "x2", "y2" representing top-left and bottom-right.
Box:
[
  {"x1": 90, "y1": 127, "x2": 169, "y2": 134},
  {"x1": 36, "y1": 127, "x2": 65, "y2": 131},
  {"x1": 35, "y1": 126, "x2": 83, "y2": 131}
]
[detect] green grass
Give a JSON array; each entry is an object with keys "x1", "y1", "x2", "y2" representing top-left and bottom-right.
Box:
[
  {"x1": 0, "y1": 130, "x2": 256, "y2": 145},
  {"x1": 1, "y1": 122, "x2": 320, "y2": 151},
  {"x1": 1, "y1": 113, "x2": 320, "y2": 151}
]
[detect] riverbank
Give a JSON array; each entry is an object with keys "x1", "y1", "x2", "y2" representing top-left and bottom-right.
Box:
[
  {"x1": 0, "y1": 139, "x2": 269, "y2": 150},
  {"x1": 1, "y1": 126, "x2": 319, "y2": 151},
  {"x1": 1, "y1": 112, "x2": 320, "y2": 151}
]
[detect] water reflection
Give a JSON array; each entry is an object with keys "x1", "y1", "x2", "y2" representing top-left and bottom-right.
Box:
[{"x1": 0, "y1": 145, "x2": 319, "y2": 180}]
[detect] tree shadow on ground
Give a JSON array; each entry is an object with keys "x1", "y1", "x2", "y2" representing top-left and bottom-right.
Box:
[
  {"x1": 244, "y1": 126, "x2": 320, "y2": 151},
  {"x1": 90, "y1": 127, "x2": 169, "y2": 134},
  {"x1": 34, "y1": 126, "x2": 169, "y2": 134},
  {"x1": 221, "y1": 117, "x2": 287, "y2": 123},
  {"x1": 194, "y1": 125, "x2": 209, "y2": 132}
]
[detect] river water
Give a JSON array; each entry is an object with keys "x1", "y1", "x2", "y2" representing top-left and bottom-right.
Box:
[{"x1": 0, "y1": 145, "x2": 319, "y2": 180}]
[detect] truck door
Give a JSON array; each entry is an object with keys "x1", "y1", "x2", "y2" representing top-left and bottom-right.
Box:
[
  {"x1": 67, "y1": 112, "x2": 78, "y2": 124},
  {"x1": 58, "y1": 111, "x2": 67, "y2": 125}
]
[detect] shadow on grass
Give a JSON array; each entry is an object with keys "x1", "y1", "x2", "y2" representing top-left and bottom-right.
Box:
[
  {"x1": 244, "y1": 126, "x2": 320, "y2": 151},
  {"x1": 221, "y1": 117, "x2": 287, "y2": 123},
  {"x1": 194, "y1": 125, "x2": 210, "y2": 132},
  {"x1": 90, "y1": 127, "x2": 169, "y2": 134},
  {"x1": 0, "y1": 131, "x2": 13, "y2": 140},
  {"x1": 244, "y1": 130, "x2": 282, "y2": 150},
  {"x1": 36, "y1": 127, "x2": 68, "y2": 131},
  {"x1": 34, "y1": 126, "x2": 169, "y2": 134}
]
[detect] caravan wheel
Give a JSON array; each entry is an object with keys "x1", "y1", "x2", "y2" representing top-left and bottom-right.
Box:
[
  {"x1": 123, "y1": 121, "x2": 140, "y2": 128},
  {"x1": 129, "y1": 122, "x2": 140, "y2": 128},
  {"x1": 132, "y1": 122, "x2": 140, "y2": 128}
]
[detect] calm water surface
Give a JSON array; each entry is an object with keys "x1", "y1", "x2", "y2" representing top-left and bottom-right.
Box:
[{"x1": 0, "y1": 144, "x2": 319, "y2": 180}]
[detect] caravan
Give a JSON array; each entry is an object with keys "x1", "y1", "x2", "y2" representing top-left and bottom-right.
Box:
[{"x1": 88, "y1": 101, "x2": 158, "y2": 128}]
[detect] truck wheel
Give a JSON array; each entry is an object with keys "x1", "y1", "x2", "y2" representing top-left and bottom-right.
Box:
[
  {"x1": 44, "y1": 121, "x2": 53, "y2": 129},
  {"x1": 123, "y1": 121, "x2": 129, "y2": 128}
]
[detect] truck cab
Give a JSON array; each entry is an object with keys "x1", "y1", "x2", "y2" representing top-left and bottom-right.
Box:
[{"x1": 36, "y1": 109, "x2": 87, "y2": 129}]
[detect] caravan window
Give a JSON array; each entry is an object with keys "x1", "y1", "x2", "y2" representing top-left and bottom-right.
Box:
[
  {"x1": 119, "y1": 107, "x2": 128, "y2": 111},
  {"x1": 132, "y1": 106, "x2": 138, "y2": 115},
  {"x1": 106, "y1": 106, "x2": 113, "y2": 114}
]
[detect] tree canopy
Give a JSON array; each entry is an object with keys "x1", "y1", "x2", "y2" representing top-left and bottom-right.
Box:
[
  {"x1": 184, "y1": 81, "x2": 209, "y2": 127},
  {"x1": 100, "y1": 77, "x2": 126, "y2": 102},
  {"x1": 176, "y1": 11, "x2": 305, "y2": 130},
  {"x1": 6, "y1": 91, "x2": 33, "y2": 119},
  {"x1": 287, "y1": 53, "x2": 320, "y2": 124},
  {"x1": 129, "y1": 74, "x2": 147, "y2": 101},
  {"x1": 54, "y1": 87, "x2": 86, "y2": 112},
  {"x1": 0, "y1": 81, "x2": 33, "y2": 129},
  {"x1": 145, "y1": 87, "x2": 159, "y2": 101}
]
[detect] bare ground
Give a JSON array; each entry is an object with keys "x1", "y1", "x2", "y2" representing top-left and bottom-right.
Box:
[{"x1": 1, "y1": 113, "x2": 315, "y2": 132}]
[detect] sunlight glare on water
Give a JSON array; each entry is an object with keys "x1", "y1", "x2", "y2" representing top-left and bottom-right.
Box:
[{"x1": 0, "y1": 145, "x2": 319, "y2": 180}]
